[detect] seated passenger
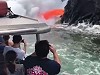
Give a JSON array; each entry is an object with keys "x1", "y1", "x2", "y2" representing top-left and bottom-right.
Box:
[
  {"x1": 3, "y1": 35, "x2": 27, "y2": 61},
  {"x1": 3, "y1": 35, "x2": 13, "y2": 46},
  {"x1": 23, "y1": 40, "x2": 61, "y2": 75},
  {"x1": 5, "y1": 50, "x2": 24, "y2": 75}
]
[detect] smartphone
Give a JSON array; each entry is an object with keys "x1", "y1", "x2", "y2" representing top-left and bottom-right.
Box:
[{"x1": 21, "y1": 39, "x2": 24, "y2": 43}]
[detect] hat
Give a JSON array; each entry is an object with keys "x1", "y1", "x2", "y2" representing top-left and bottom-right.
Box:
[{"x1": 0, "y1": 36, "x2": 5, "y2": 43}]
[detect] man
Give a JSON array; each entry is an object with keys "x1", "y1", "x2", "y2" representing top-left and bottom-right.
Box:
[{"x1": 24, "y1": 40, "x2": 61, "y2": 75}]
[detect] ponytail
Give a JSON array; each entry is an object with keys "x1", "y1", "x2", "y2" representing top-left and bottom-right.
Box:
[{"x1": 5, "y1": 50, "x2": 17, "y2": 74}]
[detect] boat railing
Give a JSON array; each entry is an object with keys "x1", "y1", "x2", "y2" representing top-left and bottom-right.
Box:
[{"x1": 0, "y1": 16, "x2": 51, "y2": 41}]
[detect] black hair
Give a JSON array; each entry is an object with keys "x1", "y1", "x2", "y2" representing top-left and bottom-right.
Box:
[
  {"x1": 3, "y1": 35, "x2": 10, "y2": 46},
  {"x1": 13, "y1": 35, "x2": 22, "y2": 43},
  {"x1": 5, "y1": 50, "x2": 17, "y2": 74},
  {"x1": 35, "y1": 40, "x2": 49, "y2": 58}
]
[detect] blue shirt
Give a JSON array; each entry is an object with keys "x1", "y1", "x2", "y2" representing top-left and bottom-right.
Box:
[{"x1": 23, "y1": 55, "x2": 61, "y2": 75}]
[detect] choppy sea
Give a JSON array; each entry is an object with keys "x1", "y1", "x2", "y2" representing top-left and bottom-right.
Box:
[{"x1": 22, "y1": 24, "x2": 100, "y2": 75}]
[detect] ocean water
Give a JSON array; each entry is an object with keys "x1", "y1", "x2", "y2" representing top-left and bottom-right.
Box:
[
  {"x1": 5, "y1": 0, "x2": 100, "y2": 74},
  {"x1": 22, "y1": 28, "x2": 100, "y2": 75}
]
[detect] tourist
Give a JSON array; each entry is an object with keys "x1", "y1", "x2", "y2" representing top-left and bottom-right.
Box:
[
  {"x1": 23, "y1": 40, "x2": 61, "y2": 75},
  {"x1": 3, "y1": 35, "x2": 13, "y2": 46},
  {"x1": 5, "y1": 50, "x2": 24, "y2": 75}
]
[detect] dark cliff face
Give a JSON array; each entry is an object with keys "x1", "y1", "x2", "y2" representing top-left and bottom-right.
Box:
[{"x1": 61, "y1": 0, "x2": 100, "y2": 26}]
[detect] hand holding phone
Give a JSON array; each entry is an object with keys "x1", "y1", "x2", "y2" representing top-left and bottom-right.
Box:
[
  {"x1": 49, "y1": 44, "x2": 56, "y2": 54},
  {"x1": 21, "y1": 39, "x2": 24, "y2": 43}
]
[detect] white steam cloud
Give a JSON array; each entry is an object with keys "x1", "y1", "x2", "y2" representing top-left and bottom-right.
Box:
[{"x1": 6, "y1": 0, "x2": 68, "y2": 25}]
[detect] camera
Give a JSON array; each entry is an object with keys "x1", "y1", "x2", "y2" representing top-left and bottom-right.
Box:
[{"x1": 21, "y1": 39, "x2": 24, "y2": 43}]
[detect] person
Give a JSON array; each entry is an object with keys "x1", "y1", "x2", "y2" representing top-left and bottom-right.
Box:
[
  {"x1": 0, "y1": 54, "x2": 8, "y2": 75},
  {"x1": 12, "y1": 35, "x2": 27, "y2": 53},
  {"x1": 5, "y1": 50, "x2": 24, "y2": 75},
  {"x1": 23, "y1": 40, "x2": 61, "y2": 75},
  {"x1": 0, "y1": 36, "x2": 6, "y2": 54},
  {"x1": 3, "y1": 35, "x2": 13, "y2": 46},
  {"x1": 3, "y1": 35, "x2": 27, "y2": 62}
]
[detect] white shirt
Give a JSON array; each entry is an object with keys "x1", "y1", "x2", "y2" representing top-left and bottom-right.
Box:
[{"x1": 3, "y1": 46, "x2": 25, "y2": 60}]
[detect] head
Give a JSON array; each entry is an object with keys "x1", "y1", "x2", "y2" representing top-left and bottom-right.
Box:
[
  {"x1": 3, "y1": 35, "x2": 10, "y2": 41},
  {"x1": 5, "y1": 50, "x2": 17, "y2": 63},
  {"x1": 35, "y1": 40, "x2": 50, "y2": 58},
  {"x1": 5, "y1": 50, "x2": 17, "y2": 74},
  {"x1": 3, "y1": 35, "x2": 10, "y2": 46},
  {"x1": 13, "y1": 35, "x2": 22, "y2": 44}
]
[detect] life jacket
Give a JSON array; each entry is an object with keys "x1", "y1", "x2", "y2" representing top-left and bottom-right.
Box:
[{"x1": 0, "y1": 1, "x2": 8, "y2": 17}]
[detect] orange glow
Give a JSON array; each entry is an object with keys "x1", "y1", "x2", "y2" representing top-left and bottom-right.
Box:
[{"x1": 42, "y1": 9, "x2": 64, "y2": 20}]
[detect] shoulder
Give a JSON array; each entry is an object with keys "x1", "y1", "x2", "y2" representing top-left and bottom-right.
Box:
[
  {"x1": 48, "y1": 59, "x2": 61, "y2": 66},
  {"x1": 23, "y1": 55, "x2": 37, "y2": 64},
  {"x1": 24, "y1": 55, "x2": 36, "y2": 62},
  {"x1": 25, "y1": 55, "x2": 35, "y2": 59},
  {"x1": 16, "y1": 64, "x2": 24, "y2": 70},
  {"x1": 15, "y1": 64, "x2": 25, "y2": 75},
  {"x1": 47, "y1": 59, "x2": 61, "y2": 74},
  {"x1": 8, "y1": 40, "x2": 13, "y2": 46},
  {"x1": 13, "y1": 48, "x2": 25, "y2": 54},
  {"x1": 4, "y1": 46, "x2": 14, "y2": 52},
  {"x1": 3, "y1": 46, "x2": 13, "y2": 55},
  {"x1": 4, "y1": 46, "x2": 13, "y2": 50}
]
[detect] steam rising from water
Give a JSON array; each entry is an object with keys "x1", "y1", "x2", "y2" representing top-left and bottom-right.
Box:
[
  {"x1": 6, "y1": 0, "x2": 68, "y2": 25},
  {"x1": 6, "y1": 0, "x2": 100, "y2": 36}
]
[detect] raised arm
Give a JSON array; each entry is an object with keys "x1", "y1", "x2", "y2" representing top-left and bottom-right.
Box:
[
  {"x1": 21, "y1": 39, "x2": 27, "y2": 53},
  {"x1": 49, "y1": 44, "x2": 61, "y2": 65}
]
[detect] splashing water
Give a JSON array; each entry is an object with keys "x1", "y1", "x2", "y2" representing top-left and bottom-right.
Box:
[
  {"x1": 52, "y1": 23, "x2": 100, "y2": 37},
  {"x1": 22, "y1": 29, "x2": 100, "y2": 75}
]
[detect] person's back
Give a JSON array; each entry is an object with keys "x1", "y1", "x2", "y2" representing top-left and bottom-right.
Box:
[
  {"x1": 24, "y1": 55, "x2": 61, "y2": 75},
  {"x1": 5, "y1": 50, "x2": 24, "y2": 75},
  {"x1": 24, "y1": 40, "x2": 61, "y2": 75}
]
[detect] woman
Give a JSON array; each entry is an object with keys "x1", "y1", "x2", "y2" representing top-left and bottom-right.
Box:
[
  {"x1": 3, "y1": 35, "x2": 13, "y2": 46},
  {"x1": 5, "y1": 50, "x2": 24, "y2": 75}
]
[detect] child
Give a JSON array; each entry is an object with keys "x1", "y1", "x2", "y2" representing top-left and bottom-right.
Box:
[{"x1": 5, "y1": 50, "x2": 24, "y2": 75}]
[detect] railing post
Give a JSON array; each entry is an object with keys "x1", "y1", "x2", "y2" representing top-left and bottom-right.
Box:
[{"x1": 36, "y1": 34, "x2": 40, "y2": 42}]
